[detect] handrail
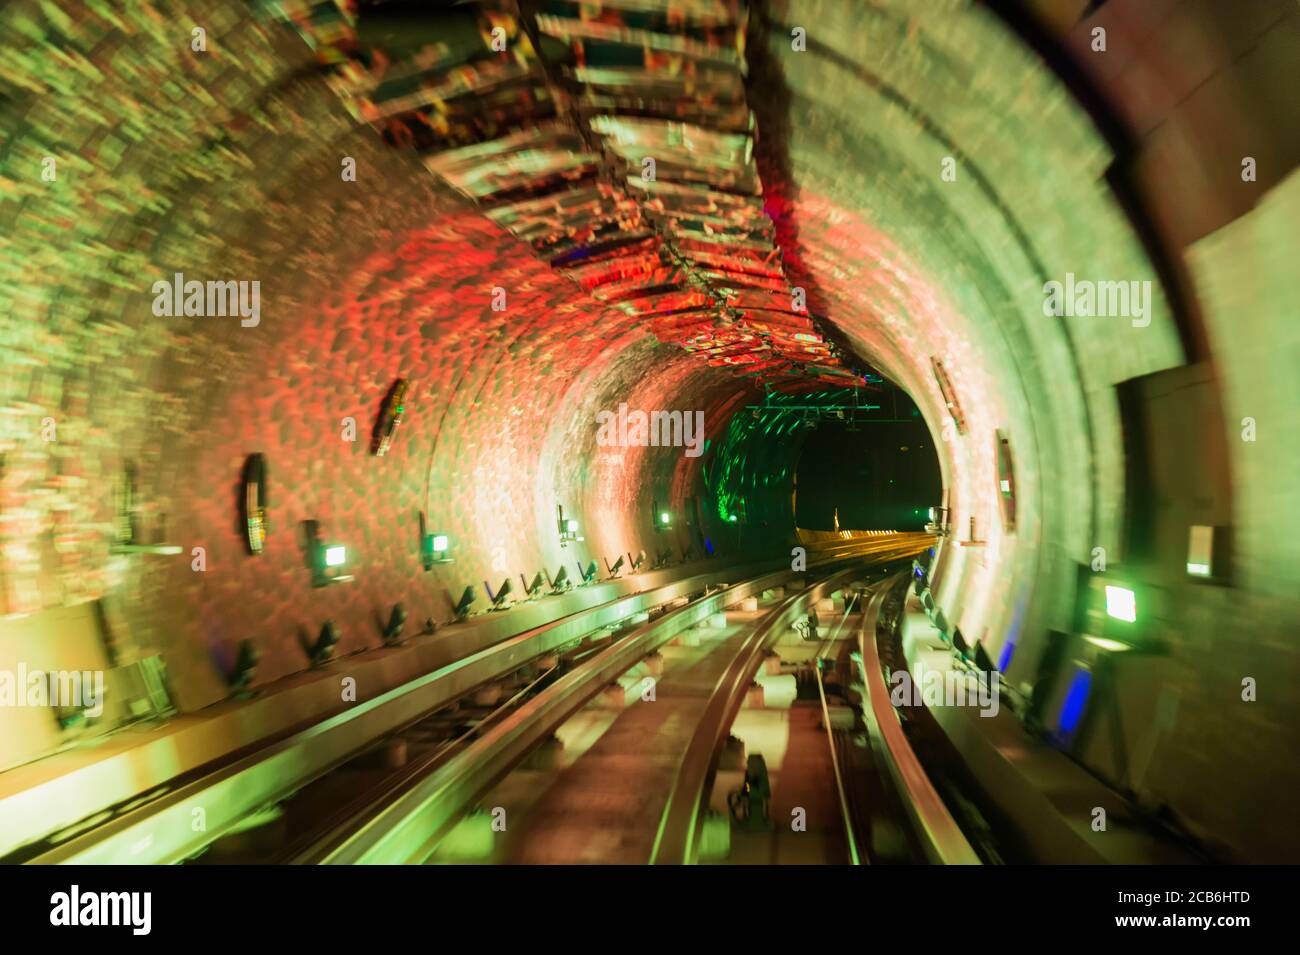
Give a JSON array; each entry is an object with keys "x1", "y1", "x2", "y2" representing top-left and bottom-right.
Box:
[
  {"x1": 649, "y1": 567, "x2": 862, "y2": 865},
  {"x1": 856, "y1": 584, "x2": 981, "y2": 865}
]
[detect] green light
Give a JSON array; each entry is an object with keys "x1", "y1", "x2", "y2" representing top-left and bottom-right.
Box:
[
  {"x1": 1104, "y1": 585, "x2": 1136, "y2": 623},
  {"x1": 432, "y1": 535, "x2": 449, "y2": 553},
  {"x1": 660, "y1": 512, "x2": 671, "y2": 524},
  {"x1": 324, "y1": 545, "x2": 347, "y2": 567},
  {"x1": 728, "y1": 515, "x2": 737, "y2": 522}
]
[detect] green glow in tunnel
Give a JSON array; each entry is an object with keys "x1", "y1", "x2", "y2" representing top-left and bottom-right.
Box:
[{"x1": 704, "y1": 387, "x2": 897, "y2": 528}]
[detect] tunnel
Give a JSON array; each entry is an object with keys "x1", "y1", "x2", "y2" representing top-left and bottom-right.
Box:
[{"x1": 1, "y1": 0, "x2": 1297, "y2": 876}]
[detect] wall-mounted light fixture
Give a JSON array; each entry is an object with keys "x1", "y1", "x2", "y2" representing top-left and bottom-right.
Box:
[
  {"x1": 304, "y1": 520, "x2": 353, "y2": 587},
  {"x1": 110, "y1": 461, "x2": 183, "y2": 555},
  {"x1": 1103, "y1": 584, "x2": 1137, "y2": 623},
  {"x1": 305, "y1": 621, "x2": 340, "y2": 668},
  {"x1": 229, "y1": 639, "x2": 259, "y2": 699},
  {"x1": 995, "y1": 431, "x2": 1017, "y2": 533},
  {"x1": 453, "y1": 585, "x2": 476, "y2": 620},
  {"x1": 485, "y1": 576, "x2": 513, "y2": 611},
  {"x1": 925, "y1": 505, "x2": 950, "y2": 536},
  {"x1": 241, "y1": 453, "x2": 269, "y2": 555},
  {"x1": 521, "y1": 571, "x2": 545, "y2": 599},
  {"x1": 557, "y1": 504, "x2": 583, "y2": 547},
  {"x1": 654, "y1": 501, "x2": 673, "y2": 532},
  {"x1": 382, "y1": 603, "x2": 407, "y2": 647},
  {"x1": 1187, "y1": 525, "x2": 1229, "y2": 581},
  {"x1": 371, "y1": 378, "x2": 409, "y2": 456},
  {"x1": 931, "y1": 358, "x2": 968, "y2": 436},
  {"x1": 547, "y1": 564, "x2": 571, "y2": 594},
  {"x1": 419, "y1": 511, "x2": 453, "y2": 569}
]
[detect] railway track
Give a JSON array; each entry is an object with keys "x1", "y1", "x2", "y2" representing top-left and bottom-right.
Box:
[
  {"x1": 853, "y1": 577, "x2": 983, "y2": 864},
  {"x1": 11, "y1": 563, "x2": 774, "y2": 864},
  {"x1": 11, "y1": 534, "x2": 942, "y2": 866},
  {"x1": 310, "y1": 568, "x2": 847, "y2": 864}
]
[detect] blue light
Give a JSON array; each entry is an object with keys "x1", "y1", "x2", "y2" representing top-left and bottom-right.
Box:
[
  {"x1": 1057, "y1": 666, "x2": 1093, "y2": 737},
  {"x1": 704, "y1": 538, "x2": 714, "y2": 555},
  {"x1": 997, "y1": 641, "x2": 1016, "y2": 672}
]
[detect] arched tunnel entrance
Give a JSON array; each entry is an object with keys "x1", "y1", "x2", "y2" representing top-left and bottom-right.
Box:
[
  {"x1": 790, "y1": 388, "x2": 942, "y2": 532},
  {"x1": 0, "y1": 0, "x2": 1297, "y2": 878}
]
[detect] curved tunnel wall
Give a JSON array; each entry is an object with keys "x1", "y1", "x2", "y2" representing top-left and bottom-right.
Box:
[
  {"x1": 0, "y1": 0, "x2": 1297, "y2": 859},
  {"x1": 760, "y1": 0, "x2": 1184, "y2": 676},
  {"x1": 0, "y1": 1, "x2": 759, "y2": 709},
  {"x1": 757, "y1": 0, "x2": 1299, "y2": 860}
]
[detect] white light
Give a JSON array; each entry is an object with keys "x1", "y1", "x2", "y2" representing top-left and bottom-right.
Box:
[
  {"x1": 324, "y1": 545, "x2": 347, "y2": 567},
  {"x1": 1084, "y1": 635, "x2": 1132, "y2": 653},
  {"x1": 1187, "y1": 562, "x2": 1211, "y2": 577},
  {"x1": 1000, "y1": 479, "x2": 1011, "y2": 494},
  {"x1": 1104, "y1": 585, "x2": 1136, "y2": 623},
  {"x1": 432, "y1": 535, "x2": 449, "y2": 553},
  {"x1": 566, "y1": 519, "x2": 578, "y2": 533}
]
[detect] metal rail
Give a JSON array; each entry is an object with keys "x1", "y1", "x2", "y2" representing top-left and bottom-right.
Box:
[
  {"x1": 20, "y1": 564, "x2": 771, "y2": 865},
  {"x1": 311, "y1": 568, "x2": 807, "y2": 864},
  {"x1": 855, "y1": 583, "x2": 981, "y2": 865},
  {"x1": 648, "y1": 567, "x2": 862, "y2": 865},
  {"x1": 814, "y1": 647, "x2": 863, "y2": 865}
]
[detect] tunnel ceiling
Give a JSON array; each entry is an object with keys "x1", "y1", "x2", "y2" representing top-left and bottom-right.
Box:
[{"x1": 275, "y1": 0, "x2": 872, "y2": 390}]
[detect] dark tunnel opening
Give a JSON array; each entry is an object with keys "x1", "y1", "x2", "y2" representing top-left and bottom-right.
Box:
[{"x1": 792, "y1": 388, "x2": 942, "y2": 533}]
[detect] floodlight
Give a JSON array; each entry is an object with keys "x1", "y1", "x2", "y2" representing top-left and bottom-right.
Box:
[
  {"x1": 305, "y1": 520, "x2": 352, "y2": 587},
  {"x1": 486, "y1": 576, "x2": 513, "y2": 611},
  {"x1": 306, "y1": 621, "x2": 340, "y2": 668},
  {"x1": 549, "y1": 564, "x2": 570, "y2": 594},
  {"x1": 230, "y1": 639, "x2": 260, "y2": 699},
  {"x1": 453, "y1": 585, "x2": 476, "y2": 620},
  {"x1": 382, "y1": 603, "x2": 407, "y2": 647},
  {"x1": 1104, "y1": 585, "x2": 1136, "y2": 623}
]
